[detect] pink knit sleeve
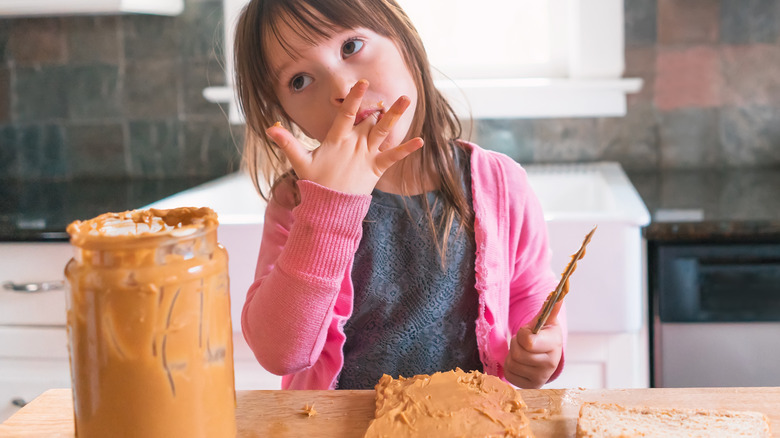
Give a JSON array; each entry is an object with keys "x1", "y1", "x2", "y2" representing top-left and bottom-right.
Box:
[
  {"x1": 241, "y1": 180, "x2": 371, "y2": 376},
  {"x1": 506, "y1": 167, "x2": 568, "y2": 382}
]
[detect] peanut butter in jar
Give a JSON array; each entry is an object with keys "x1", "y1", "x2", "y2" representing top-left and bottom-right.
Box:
[{"x1": 65, "y1": 207, "x2": 236, "y2": 438}]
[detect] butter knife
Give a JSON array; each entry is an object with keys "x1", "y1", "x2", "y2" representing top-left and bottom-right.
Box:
[{"x1": 532, "y1": 225, "x2": 597, "y2": 334}]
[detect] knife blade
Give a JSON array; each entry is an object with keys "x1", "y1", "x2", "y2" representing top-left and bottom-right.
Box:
[{"x1": 532, "y1": 225, "x2": 597, "y2": 334}]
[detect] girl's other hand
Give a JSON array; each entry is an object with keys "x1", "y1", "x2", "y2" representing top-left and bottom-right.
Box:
[
  {"x1": 504, "y1": 301, "x2": 564, "y2": 389},
  {"x1": 264, "y1": 79, "x2": 424, "y2": 195}
]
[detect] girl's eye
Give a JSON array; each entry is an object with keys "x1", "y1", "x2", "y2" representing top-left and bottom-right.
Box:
[
  {"x1": 290, "y1": 74, "x2": 313, "y2": 92},
  {"x1": 342, "y1": 39, "x2": 364, "y2": 58}
]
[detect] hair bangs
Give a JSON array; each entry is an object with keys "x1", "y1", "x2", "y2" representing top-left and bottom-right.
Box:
[
  {"x1": 262, "y1": 3, "x2": 331, "y2": 64},
  {"x1": 262, "y1": 0, "x2": 395, "y2": 64}
]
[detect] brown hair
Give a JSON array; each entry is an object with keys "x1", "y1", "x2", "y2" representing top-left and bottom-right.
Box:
[{"x1": 234, "y1": 0, "x2": 472, "y2": 257}]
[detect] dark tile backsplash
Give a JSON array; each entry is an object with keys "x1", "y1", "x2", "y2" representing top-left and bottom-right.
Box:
[
  {"x1": 0, "y1": 0, "x2": 778, "y2": 181},
  {"x1": 625, "y1": 0, "x2": 658, "y2": 47},
  {"x1": 128, "y1": 119, "x2": 182, "y2": 178},
  {"x1": 658, "y1": 0, "x2": 719, "y2": 45},
  {"x1": 0, "y1": 0, "x2": 235, "y2": 180},
  {"x1": 658, "y1": 108, "x2": 722, "y2": 168},
  {"x1": 66, "y1": 17, "x2": 120, "y2": 64},
  {"x1": 0, "y1": 66, "x2": 9, "y2": 122},
  {"x1": 720, "y1": 0, "x2": 779, "y2": 44},
  {"x1": 66, "y1": 123, "x2": 126, "y2": 178},
  {"x1": 720, "y1": 106, "x2": 780, "y2": 166},
  {"x1": 7, "y1": 18, "x2": 67, "y2": 66},
  {"x1": 472, "y1": 0, "x2": 780, "y2": 171}
]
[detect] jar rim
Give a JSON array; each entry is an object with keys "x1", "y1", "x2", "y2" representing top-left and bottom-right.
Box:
[{"x1": 67, "y1": 207, "x2": 219, "y2": 249}]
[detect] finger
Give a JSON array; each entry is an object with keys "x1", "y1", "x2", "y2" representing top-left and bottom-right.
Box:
[
  {"x1": 266, "y1": 124, "x2": 310, "y2": 175},
  {"x1": 368, "y1": 95, "x2": 411, "y2": 148},
  {"x1": 328, "y1": 79, "x2": 369, "y2": 140},
  {"x1": 509, "y1": 347, "x2": 559, "y2": 369},
  {"x1": 509, "y1": 339, "x2": 553, "y2": 363},
  {"x1": 504, "y1": 354, "x2": 554, "y2": 386},
  {"x1": 513, "y1": 325, "x2": 561, "y2": 353},
  {"x1": 512, "y1": 327, "x2": 537, "y2": 352},
  {"x1": 506, "y1": 359, "x2": 546, "y2": 377},
  {"x1": 374, "y1": 137, "x2": 424, "y2": 173}
]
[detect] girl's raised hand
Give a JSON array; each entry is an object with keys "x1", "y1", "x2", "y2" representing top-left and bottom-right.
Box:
[{"x1": 265, "y1": 79, "x2": 424, "y2": 195}]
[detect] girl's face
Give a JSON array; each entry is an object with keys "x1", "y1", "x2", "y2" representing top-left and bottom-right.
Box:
[{"x1": 266, "y1": 23, "x2": 418, "y2": 146}]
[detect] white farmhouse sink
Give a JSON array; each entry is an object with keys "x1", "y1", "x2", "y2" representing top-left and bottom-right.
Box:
[
  {"x1": 145, "y1": 161, "x2": 649, "y2": 335},
  {"x1": 524, "y1": 162, "x2": 650, "y2": 333}
]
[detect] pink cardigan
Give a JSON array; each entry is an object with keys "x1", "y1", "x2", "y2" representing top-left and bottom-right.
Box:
[{"x1": 242, "y1": 141, "x2": 567, "y2": 389}]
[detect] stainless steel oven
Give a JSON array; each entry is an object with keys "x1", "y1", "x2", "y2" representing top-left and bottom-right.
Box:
[{"x1": 650, "y1": 242, "x2": 780, "y2": 388}]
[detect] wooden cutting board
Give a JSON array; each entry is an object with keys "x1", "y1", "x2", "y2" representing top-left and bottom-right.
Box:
[{"x1": 2, "y1": 387, "x2": 779, "y2": 437}]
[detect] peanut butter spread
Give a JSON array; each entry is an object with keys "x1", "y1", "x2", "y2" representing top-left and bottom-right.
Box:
[
  {"x1": 302, "y1": 403, "x2": 318, "y2": 417},
  {"x1": 364, "y1": 369, "x2": 534, "y2": 438},
  {"x1": 67, "y1": 207, "x2": 219, "y2": 247},
  {"x1": 65, "y1": 207, "x2": 235, "y2": 438}
]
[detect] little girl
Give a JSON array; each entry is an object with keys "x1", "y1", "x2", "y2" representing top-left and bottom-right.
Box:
[{"x1": 234, "y1": 0, "x2": 567, "y2": 390}]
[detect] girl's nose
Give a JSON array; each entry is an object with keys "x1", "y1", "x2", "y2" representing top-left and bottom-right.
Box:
[{"x1": 329, "y1": 73, "x2": 355, "y2": 106}]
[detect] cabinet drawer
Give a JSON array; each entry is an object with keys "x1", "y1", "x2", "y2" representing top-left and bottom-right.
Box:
[
  {"x1": 0, "y1": 359, "x2": 71, "y2": 423},
  {"x1": 0, "y1": 243, "x2": 72, "y2": 326},
  {"x1": 0, "y1": 327, "x2": 69, "y2": 360}
]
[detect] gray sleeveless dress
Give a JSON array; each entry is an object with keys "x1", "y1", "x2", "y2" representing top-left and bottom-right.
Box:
[{"x1": 338, "y1": 147, "x2": 482, "y2": 389}]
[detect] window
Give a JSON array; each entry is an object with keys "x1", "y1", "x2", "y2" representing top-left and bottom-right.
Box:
[{"x1": 398, "y1": 0, "x2": 562, "y2": 79}]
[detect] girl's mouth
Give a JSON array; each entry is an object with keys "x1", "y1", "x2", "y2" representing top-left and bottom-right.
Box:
[{"x1": 354, "y1": 107, "x2": 384, "y2": 126}]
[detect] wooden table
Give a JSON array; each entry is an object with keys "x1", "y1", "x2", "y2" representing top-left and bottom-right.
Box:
[{"x1": 2, "y1": 387, "x2": 779, "y2": 437}]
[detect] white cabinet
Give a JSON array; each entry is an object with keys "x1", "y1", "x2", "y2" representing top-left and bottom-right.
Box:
[
  {"x1": 0, "y1": 359, "x2": 71, "y2": 422},
  {"x1": 0, "y1": 243, "x2": 72, "y2": 422},
  {"x1": 0, "y1": 327, "x2": 71, "y2": 422}
]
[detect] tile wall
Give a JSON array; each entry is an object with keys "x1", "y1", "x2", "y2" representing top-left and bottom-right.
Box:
[
  {"x1": 474, "y1": 0, "x2": 780, "y2": 170},
  {"x1": 0, "y1": 0, "x2": 238, "y2": 180},
  {"x1": 0, "y1": 0, "x2": 778, "y2": 180}
]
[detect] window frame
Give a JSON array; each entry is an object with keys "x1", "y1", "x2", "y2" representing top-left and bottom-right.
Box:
[{"x1": 205, "y1": 0, "x2": 641, "y2": 122}]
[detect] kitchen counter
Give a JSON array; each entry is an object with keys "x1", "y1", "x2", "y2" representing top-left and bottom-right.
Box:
[
  {"x1": 627, "y1": 167, "x2": 780, "y2": 242},
  {"x1": 2, "y1": 387, "x2": 779, "y2": 437},
  {"x1": 0, "y1": 177, "x2": 212, "y2": 241}
]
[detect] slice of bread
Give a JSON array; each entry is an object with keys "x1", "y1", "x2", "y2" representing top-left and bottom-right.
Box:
[{"x1": 577, "y1": 402, "x2": 771, "y2": 438}]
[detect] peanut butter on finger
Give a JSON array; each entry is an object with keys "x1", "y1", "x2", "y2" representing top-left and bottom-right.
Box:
[{"x1": 65, "y1": 207, "x2": 236, "y2": 438}]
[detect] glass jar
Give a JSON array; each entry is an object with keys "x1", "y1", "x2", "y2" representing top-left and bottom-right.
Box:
[{"x1": 64, "y1": 207, "x2": 236, "y2": 437}]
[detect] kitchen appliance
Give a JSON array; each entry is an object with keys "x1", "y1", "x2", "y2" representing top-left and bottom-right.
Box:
[{"x1": 651, "y1": 241, "x2": 780, "y2": 388}]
